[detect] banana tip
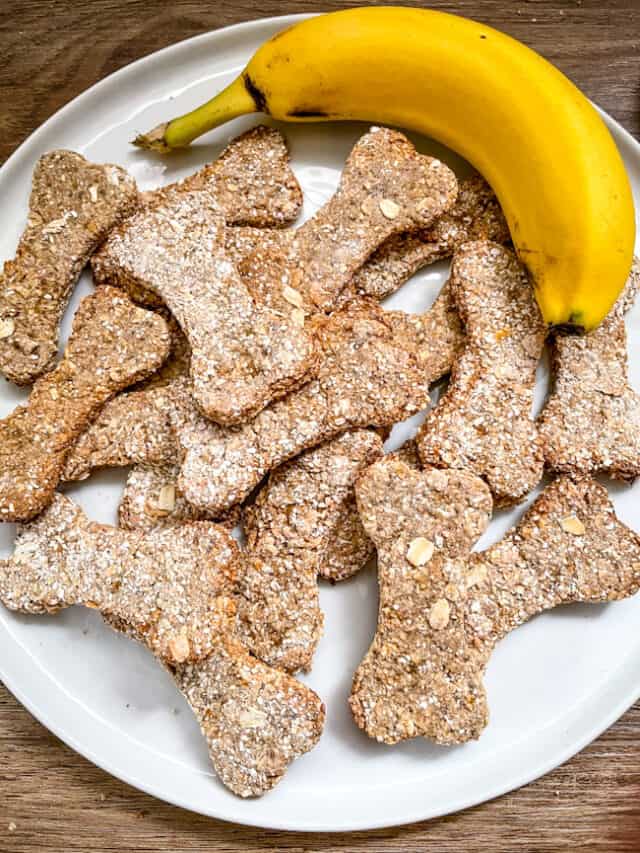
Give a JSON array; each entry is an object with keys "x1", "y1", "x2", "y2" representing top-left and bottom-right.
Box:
[{"x1": 132, "y1": 122, "x2": 172, "y2": 153}]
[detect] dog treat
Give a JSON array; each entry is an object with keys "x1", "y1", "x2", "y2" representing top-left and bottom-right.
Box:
[
  {"x1": 118, "y1": 462, "x2": 241, "y2": 532},
  {"x1": 239, "y1": 429, "x2": 384, "y2": 673},
  {"x1": 0, "y1": 150, "x2": 138, "y2": 385},
  {"x1": 224, "y1": 224, "x2": 291, "y2": 269},
  {"x1": 343, "y1": 175, "x2": 510, "y2": 304},
  {"x1": 237, "y1": 127, "x2": 458, "y2": 314},
  {"x1": 228, "y1": 177, "x2": 508, "y2": 310},
  {"x1": 92, "y1": 126, "x2": 302, "y2": 310},
  {"x1": 91, "y1": 188, "x2": 315, "y2": 425},
  {"x1": 350, "y1": 458, "x2": 640, "y2": 745},
  {"x1": 417, "y1": 241, "x2": 546, "y2": 505},
  {"x1": 538, "y1": 257, "x2": 640, "y2": 480},
  {"x1": 63, "y1": 381, "x2": 179, "y2": 482},
  {"x1": 0, "y1": 493, "x2": 238, "y2": 664},
  {"x1": 133, "y1": 314, "x2": 191, "y2": 390},
  {"x1": 0, "y1": 494, "x2": 324, "y2": 797},
  {"x1": 144, "y1": 125, "x2": 302, "y2": 227},
  {"x1": 66, "y1": 242, "x2": 462, "y2": 486},
  {"x1": 173, "y1": 298, "x2": 441, "y2": 516},
  {"x1": 173, "y1": 634, "x2": 325, "y2": 797},
  {"x1": 63, "y1": 317, "x2": 189, "y2": 481},
  {"x1": 0, "y1": 288, "x2": 170, "y2": 522}
]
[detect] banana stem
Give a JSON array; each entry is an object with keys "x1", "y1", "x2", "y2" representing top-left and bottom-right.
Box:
[{"x1": 133, "y1": 75, "x2": 258, "y2": 152}]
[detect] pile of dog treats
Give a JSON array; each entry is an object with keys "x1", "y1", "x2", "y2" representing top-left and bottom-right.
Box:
[{"x1": 0, "y1": 125, "x2": 639, "y2": 798}]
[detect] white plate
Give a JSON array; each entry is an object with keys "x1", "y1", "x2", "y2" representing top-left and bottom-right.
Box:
[{"x1": 1, "y1": 14, "x2": 639, "y2": 834}]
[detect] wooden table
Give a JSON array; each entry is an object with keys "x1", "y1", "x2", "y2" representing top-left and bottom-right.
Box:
[{"x1": 1, "y1": 1, "x2": 639, "y2": 850}]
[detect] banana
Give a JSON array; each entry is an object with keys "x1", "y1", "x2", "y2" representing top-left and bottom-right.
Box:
[{"x1": 134, "y1": 7, "x2": 636, "y2": 330}]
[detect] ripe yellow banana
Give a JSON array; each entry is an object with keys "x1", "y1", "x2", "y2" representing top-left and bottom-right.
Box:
[{"x1": 135, "y1": 7, "x2": 636, "y2": 330}]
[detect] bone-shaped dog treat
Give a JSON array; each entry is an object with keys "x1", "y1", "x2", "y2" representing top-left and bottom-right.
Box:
[
  {"x1": 350, "y1": 458, "x2": 640, "y2": 745},
  {"x1": 342, "y1": 175, "x2": 510, "y2": 304},
  {"x1": 118, "y1": 462, "x2": 240, "y2": 532},
  {"x1": 172, "y1": 635, "x2": 324, "y2": 797},
  {"x1": 228, "y1": 176, "x2": 509, "y2": 310},
  {"x1": 63, "y1": 318, "x2": 189, "y2": 482},
  {"x1": 91, "y1": 188, "x2": 315, "y2": 425},
  {"x1": 0, "y1": 150, "x2": 138, "y2": 385},
  {"x1": 417, "y1": 241, "x2": 546, "y2": 505},
  {"x1": 538, "y1": 257, "x2": 640, "y2": 480},
  {"x1": 173, "y1": 298, "x2": 436, "y2": 516},
  {"x1": 144, "y1": 125, "x2": 303, "y2": 227},
  {"x1": 94, "y1": 127, "x2": 303, "y2": 309},
  {"x1": 64, "y1": 274, "x2": 461, "y2": 494},
  {"x1": 0, "y1": 288, "x2": 170, "y2": 522},
  {"x1": 237, "y1": 127, "x2": 458, "y2": 314},
  {"x1": 239, "y1": 429, "x2": 383, "y2": 673},
  {"x1": 0, "y1": 493, "x2": 237, "y2": 664},
  {"x1": 0, "y1": 495, "x2": 324, "y2": 797},
  {"x1": 63, "y1": 381, "x2": 179, "y2": 482}
]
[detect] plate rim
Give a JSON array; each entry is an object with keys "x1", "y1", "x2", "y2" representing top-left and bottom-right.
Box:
[{"x1": 1, "y1": 12, "x2": 639, "y2": 833}]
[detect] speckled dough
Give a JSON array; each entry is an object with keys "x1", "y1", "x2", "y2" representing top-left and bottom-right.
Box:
[
  {"x1": 91, "y1": 189, "x2": 315, "y2": 426},
  {"x1": 228, "y1": 176, "x2": 509, "y2": 310},
  {"x1": 0, "y1": 493, "x2": 239, "y2": 665},
  {"x1": 239, "y1": 429, "x2": 384, "y2": 673},
  {"x1": 417, "y1": 241, "x2": 546, "y2": 505},
  {"x1": 0, "y1": 494, "x2": 324, "y2": 798},
  {"x1": 350, "y1": 458, "x2": 640, "y2": 745},
  {"x1": 173, "y1": 634, "x2": 325, "y2": 798},
  {"x1": 237, "y1": 126, "x2": 458, "y2": 314},
  {"x1": 93, "y1": 126, "x2": 303, "y2": 308},
  {"x1": 0, "y1": 150, "x2": 138, "y2": 385},
  {"x1": 0, "y1": 288, "x2": 170, "y2": 522},
  {"x1": 63, "y1": 381, "x2": 180, "y2": 482},
  {"x1": 342, "y1": 175, "x2": 510, "y2": 304},
  {"x1": 144, "y1": 125, "x2": 303, "y2": 228},
  {"x1": 538, "y1": 257, "x2": 640, "y2": 480},
  {"x1": 63, "y1": 318, "x2": 189, "y2": 482},
  {"x1": 118, "y1": 462, "x2": 240, "y2": 532},
  {"x1": 173, "y1": 297, "x2": 443, "y2": 516}
]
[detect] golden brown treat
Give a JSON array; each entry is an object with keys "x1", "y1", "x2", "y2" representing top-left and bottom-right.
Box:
[
  {"x1": 224, "y1": 224, "x2": 291, "y2": 269},
  {"x1": 92, "y1": 126, "x2": 302, "y2": 310},
  {"x1": 237, "y1": 127, "x2": 458, "y2": 314},
  {"x1": 350, "y1": 458, "x2": 640, "y2": 745},
  {"x1": 0, "y1": 150, "x2": 138, "y2": 385},
  {"x1": 239, "y1": 430, "x2": 384, "y2": 673},
  {"x1": 63, "y1": 382, "x2": 179, "y2": 482},
  {"x1": 118, "y1": 462, "x2": 241, "y2": 532},
  {"x1": 91, "y1": 189, "x2": 315, "y2": 426},
  {"x1": 0, "y1": 288, "x2": 170, "y2": 522},
  {"x1": 228, "y1": 177, "x2": 508, "y2": 310},
  {"x1": 0, "y1": 494, "x2": 238, "y2": 665},
  {"x1": 63, "y1": 318, "x2": 189, "y2": 482},
  {"x1": 132, "y1": 313, "x2": 191, "y2": 390},
  {"x1": 173, "y1": 298, "x2": 438, "y2": 516},
  {"x1": 173, "y1": 634, "x2": 325, "y2": 798},
  {"x1": 343, "y1": 175, "x2": 510, "y2": 304},
  {"x1": 143, "y1": 125, "x2": 303, "y2": 227},
  {"x1": 0, "y1": 495, "x2": 324, "y2": 797},
  {"x1": 417, "y1": 241, "x2": 546, "y2": 506},
  {"x1": 538, "y1": 257, "x2": 640, "y2": 480}
]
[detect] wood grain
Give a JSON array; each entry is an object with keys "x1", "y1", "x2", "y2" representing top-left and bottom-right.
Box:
[{"x1": 1, "y1": 1, "x2": 640, "y2": 850}]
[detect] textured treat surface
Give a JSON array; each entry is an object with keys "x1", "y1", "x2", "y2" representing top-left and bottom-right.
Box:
[
  {"x1": 0, "y1": 150, "x2": 138, "y2": 385},
  {"x1": 350, "y1": 459, "x2": 640, "y2": 744},
  {"x1": 417, "y1": 241, "x2": 546, "y2": 505},
  {"x1": 539, "y1": 257, "x2": 640, "y2": 479},
  {"x1": 240, "y1": 429, "x2": 384, "y2": 672},
  {"x1": 0, "y1": 288, "x2": 170, "y2": 521}
]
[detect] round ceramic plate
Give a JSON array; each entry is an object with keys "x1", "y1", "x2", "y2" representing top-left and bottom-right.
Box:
[{"x1": 0, "y1": 14, "x2": 639, "y2": 833}]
